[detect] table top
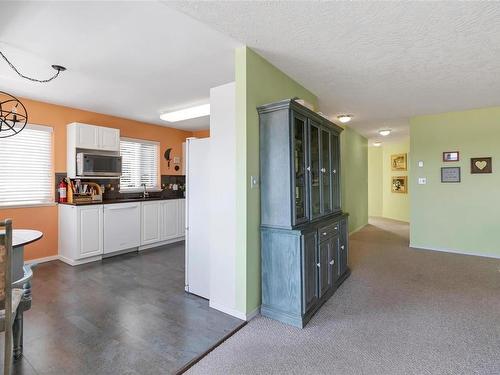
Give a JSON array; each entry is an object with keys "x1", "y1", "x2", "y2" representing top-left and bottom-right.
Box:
[{"x1": 0, "y1": 229, "x2": 44, "y2": 248}]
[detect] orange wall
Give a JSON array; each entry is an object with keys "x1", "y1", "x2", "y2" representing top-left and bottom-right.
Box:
[
  {"x1": 0, "y1": 98, "x2": 195, "y2": 261},
  {"x1": 192, "y1": 129, "x2": 210, "y2": 138}
]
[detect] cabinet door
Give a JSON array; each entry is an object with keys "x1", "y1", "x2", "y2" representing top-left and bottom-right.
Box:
[
  {"x1": 338, "y1": 219, "x2": 348, "y2": 276},
  {"x1": 292, "y1": 113, "x2": 308, "y2": 225},
  {"x1": 318, "y1": 240, "x2": 330, "y2": 297},
  {"x1": 160, "y1": 200, "x2": 179, "y2": 240},
  {"x1": 329, "y1": 235, "x2": 340, "y2": 285},
  {"x1": 78, "y1": 205, "x2": 103, "y2": 258},
  {"x1": 75, "y1": 124, "x2": 99, "y2": 150},
  {"x1": 302, "y1": 231, "x2": 318, "y2": 313},
  {"x1": 308, "y1": 121, "x2": 321, "y2": 219},
  {"x1": 177, "y1": 199, "x2": 186, "y2": 237},
  {"x1": 331, "y1": 133, "x2": 341, "y2": 211},
  {"x1": 321, "y1": 129, "x2": 332, "y2": 215},
  {"x1": 99, "y1": 127, "x2": 120, "y2": 151},
  {"x1": 141, "y1": 202, "x2": 161, "y2": 245}
]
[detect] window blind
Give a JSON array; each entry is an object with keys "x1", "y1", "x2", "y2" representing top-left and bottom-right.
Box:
[
  {"x1": 120, "y1": 138, "x2": 159, "y2": 190},
  {"x1": 0, "y1": 124, "x2": 53, "y2": 206}
]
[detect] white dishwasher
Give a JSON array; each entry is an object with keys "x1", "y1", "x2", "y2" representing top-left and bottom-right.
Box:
[{"x1": 103, "y1": 202, "x2": 141, "y2": 255}]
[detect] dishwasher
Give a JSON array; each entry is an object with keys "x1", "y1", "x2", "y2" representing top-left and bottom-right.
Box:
[{"x1": 103, "y1": 202, "x2": 141, "y2": 255}]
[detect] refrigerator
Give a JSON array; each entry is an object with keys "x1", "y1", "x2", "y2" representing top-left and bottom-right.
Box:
[{"x1": 184, "y1": 137, "x2": 210, "y2": 299}]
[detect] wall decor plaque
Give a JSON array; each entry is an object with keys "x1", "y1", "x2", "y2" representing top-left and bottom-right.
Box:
[
  {"x1": 443, "y1": 151, "x2": 459, "y2": 162},
  {"x1": 441, "y1": 167, "x2": 461, "y2": 183},
  {"x1": 391, "y1": 176, "x2": 407, "y2": 193},
  {"x1": 391, "y1": 153, "x2": 407, "y2": 171},
  {"x1": 471, "y1": 157, "x2": 492, "y2": 174}
]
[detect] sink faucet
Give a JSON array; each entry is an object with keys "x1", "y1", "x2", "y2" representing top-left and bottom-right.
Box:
[{"x1": 141, "y1": 183, "x2": 149, "y2": 199}]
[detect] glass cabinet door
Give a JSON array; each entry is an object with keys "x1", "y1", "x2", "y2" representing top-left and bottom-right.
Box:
[
  {"x1": 292, "y1": 114, "x2": 308, "y2": 223},
  {"x1": 321, "y1": 129, "x2": 332, "y2": 214},
  {"x1": 309, "y1": 121, "x2": 321, "y2": 218},
  {"x1": 331, "y1": 132, "x2": 341, "y2": 211}
]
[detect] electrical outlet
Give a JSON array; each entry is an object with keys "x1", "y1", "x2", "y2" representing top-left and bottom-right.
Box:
[
  {"x1": 418, "y1": 161, "x2": 424, "y2": 167},
  {"x1": 418, "y1": 177, "x2": 427, "y2": 185}
]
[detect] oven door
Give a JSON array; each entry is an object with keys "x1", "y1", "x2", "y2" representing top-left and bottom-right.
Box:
[{"x1": 79, "y1": 154, "x2": 122, "y2": 177}]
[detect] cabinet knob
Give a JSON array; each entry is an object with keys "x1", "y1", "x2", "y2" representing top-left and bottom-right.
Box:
[
  {"x1": 316, "y1": 263, "x2": 321, "y2": 268},
  {"x1": 306, "y1": 166, "x2": 311, "y2": 172},
  {"x1": 329, "y1": 260, "x2": 335, "y2": 265},
  {"x1": 332, "y1": 169, "x2": 337, "y2": 174},
  {"x1": 321, "y1": 168, "x2": 326, "y2": 173},
  {"x1": 322, "y1": 232, "x2": 327, "y2": 236},
  {"x1": 341, "y1": 245, "x2": 345, "y2": 250},
  {"x1": 334, "y1": 226, "x2": 338, "y2": 230}
]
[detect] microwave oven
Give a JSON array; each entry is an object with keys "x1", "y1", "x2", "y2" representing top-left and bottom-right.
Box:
[{"x1": 76, "y1": 153, "x2": 122, "y2": 177}]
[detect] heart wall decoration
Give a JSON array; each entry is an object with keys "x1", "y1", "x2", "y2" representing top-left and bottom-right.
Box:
[{"x1": 471, "y1": 157, "x2": 492, "y2": 174}]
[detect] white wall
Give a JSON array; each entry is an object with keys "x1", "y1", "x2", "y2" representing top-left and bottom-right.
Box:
[{"x1": 208, "y1": 82, "x2": 242, "y2": 318}]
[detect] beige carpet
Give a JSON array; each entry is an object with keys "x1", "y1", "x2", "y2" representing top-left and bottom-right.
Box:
[{"x1": 187, "y1": 218, "x2": 500, "y2": 375}]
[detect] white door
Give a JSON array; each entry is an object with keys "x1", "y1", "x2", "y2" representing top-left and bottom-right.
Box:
[
  {"x1": 78, "y1": 205, "x2": 103, "y2": 258},
  {"x1": 160, "y1": 200, "x2": 179, "y2": 240},
  {"x1": 178, "y1": 199, "x2": 186, "y2": 238},
  {"x1": 141, "y1": 201, "x2": 161, "y2": 245},
  {"x1": 186, "y1": 138, "x2": 210, "y2": 299},
  {"x1": 103, "y1": 203, "x2": 141, "y2": 254},
  {"x1": 99, "y1": 127, "x2": 120, "y2": 151},
  {"x1": 75, "y1": 124, "x2": 99, "y2": 149}
]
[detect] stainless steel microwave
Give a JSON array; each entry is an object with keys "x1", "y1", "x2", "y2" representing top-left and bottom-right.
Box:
[{"x1": 76, "y1": 153, "x2": 122, "y2": 177}]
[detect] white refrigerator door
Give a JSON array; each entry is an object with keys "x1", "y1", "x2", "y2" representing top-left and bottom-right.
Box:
[{"x1": 185, "y1": 137, "x2": 210, "y2": 299}]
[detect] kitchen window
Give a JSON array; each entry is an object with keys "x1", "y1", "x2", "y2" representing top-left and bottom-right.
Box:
[
  {"x1": 120, "y1": 138, "x2": 160, "y2": 191},
  {"x1": 0, "y1": 124, "x2": 54, "y2": 207}
]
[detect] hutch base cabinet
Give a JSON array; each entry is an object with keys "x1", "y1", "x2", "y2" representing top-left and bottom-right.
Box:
[{"x1": 259, "y1": 99, "x2": 350, "y2": 328}]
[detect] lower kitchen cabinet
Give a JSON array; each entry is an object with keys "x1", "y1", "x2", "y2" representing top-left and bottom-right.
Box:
[
  {"x1": 261, "y1": 214, "x2": 350, "y2": 328},
  {"x1": 59, "y1": 204, "x2": 104, "y2": 265},
  {"x1": 59, "y1": 199, "x2": 186, "y2": 265}
]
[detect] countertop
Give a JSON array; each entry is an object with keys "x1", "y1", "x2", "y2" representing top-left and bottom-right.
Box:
[{"x1": 59, "y1": 196, "x2": 184, "y2": 206}]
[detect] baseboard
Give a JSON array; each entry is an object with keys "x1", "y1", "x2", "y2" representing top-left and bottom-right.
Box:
[
  {"x1": 410, "y1": 243, "x2": 500, "y2": 260},
  {"x1": 24, "y1": 255, "x2": 59, "y2": 265},
  {"x1": 58, "y1": 254, "x2": 102, "y2": 266},
  {"x1": 245, "y1": 306, "x2": 261, "y2": 321},
  {"x1": 209, "y1": 302, "x2": 258, "y2": 321},
  {"x1": 349, "y1": 223, "x2": 367, "y2": 235},
  {"x1": 138, "y1": 237, "x2": 184, "y2": 251}
]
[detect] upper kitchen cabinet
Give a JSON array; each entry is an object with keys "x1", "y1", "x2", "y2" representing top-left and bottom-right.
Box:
[
  {"x1": 259, "y1": 99, "x2": 343, "y2": 229},
  {"x1": 69, "y1": 123, "x2": 120, "y2": 151}
]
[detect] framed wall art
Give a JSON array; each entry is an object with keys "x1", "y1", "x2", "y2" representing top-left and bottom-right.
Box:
[
  {"x1": 391, "y1": 176, "x2": 407, "y2": 193},
  {"x1": 471, "y1": 157, "x2": 492, "y2": 174},
  {"x1": 391, "y1": 153, "x2": 407, "y2": 171},
  {"x1": 441, "y1": 167, "x2": 461, "y2": 183},
  {"x1": 443, "y1": 151, "x2": 459, "y2": 162}
]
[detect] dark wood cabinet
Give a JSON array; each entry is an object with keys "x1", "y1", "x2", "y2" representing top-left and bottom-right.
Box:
[{"x1": 259, "y1": 99, "x2": 350, "y2": 328}]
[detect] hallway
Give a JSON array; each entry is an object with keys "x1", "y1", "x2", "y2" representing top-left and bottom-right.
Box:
[{"x1": 188, "y1": 218, "x2": 500, "y2": 374}]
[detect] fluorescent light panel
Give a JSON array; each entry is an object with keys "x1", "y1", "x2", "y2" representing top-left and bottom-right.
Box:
[{"x1": 160, "y1": 104, "x2": 210, "y2": 122}]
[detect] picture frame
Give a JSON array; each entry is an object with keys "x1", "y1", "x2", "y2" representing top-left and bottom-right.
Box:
[
  {"x1": 391, "y1": 176, "x2": 407, "y2": 193},
  {"x1": 441, "y1": 167, "x2": 461, "y2": 183},
  {"x1": 443, "y1": 151, "x2": 459, "y2": 162},
  {"x1": 391, "y1": 153, "x2": 407, "y2": 171},
  {"x1": 471, "y1": 157, "x2": 492, "y2": 174}
]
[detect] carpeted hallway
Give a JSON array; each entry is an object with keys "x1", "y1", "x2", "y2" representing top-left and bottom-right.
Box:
[{"x1": 187, "y1": 218, "x2": 500, "y2": 375}]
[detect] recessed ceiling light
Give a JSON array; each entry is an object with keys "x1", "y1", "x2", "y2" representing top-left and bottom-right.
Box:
[
  {"x1": 160, "y1": 104, "x2": 210, "y2": 122},
  {"x1": 337, "y1": 114, "x2": 352, "y2": 123},
  {"x1": 378, "y1": 129, "x2": 391, "y2": 137},
  {"x1": 373, "y1": 141, "x2": 382, "y2": 147}
]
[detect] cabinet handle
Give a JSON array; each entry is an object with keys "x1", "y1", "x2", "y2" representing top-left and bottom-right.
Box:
[
  {"x1": 321, "y1": 168, "x2": 326, "y2": 173},
  {"x1": 329, "y1": 260, "x2": 335, "y2": 265},
  {"x1": 316, "y1": 263, "x2": 321, "y2": 268},
  {"x1": 341, "y1": 245, "x2": 345, "y2": 250},
  {"x1": 322, "y1": 232, "x2": 327, "y2": 236}
]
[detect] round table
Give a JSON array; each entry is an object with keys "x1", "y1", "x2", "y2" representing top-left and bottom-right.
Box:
[{"x1": 5, "y1": 229, "x2": 43, "y2": 359}]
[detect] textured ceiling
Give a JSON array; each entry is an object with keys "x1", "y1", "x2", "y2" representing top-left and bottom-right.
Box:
[
  {"x1": 169, "y1": 1, "x2": 500, "y2": 142},
  {"x1": 0, "y1": 1, "x2": 239, "y2": 130}
]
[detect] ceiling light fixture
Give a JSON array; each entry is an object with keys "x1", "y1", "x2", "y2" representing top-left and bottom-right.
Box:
[
  {"x1": 373, "y1": 141, "x2": 382, "y2": 147},
  {"x1": 160, "y1": 104, "x2": 210, "y2": 122},
  {"x1": 0, "y1": 91, "x2": 28, "y2": 138},
  {"x1": 337, "y1": 114, "x2": 352, "y2": 123},
  {"x1": 378, "y1": 129, "x2": 391, "y2": 137},
  {"x1": 0, "y1": 50, "x2": 66, "y2": 83}
]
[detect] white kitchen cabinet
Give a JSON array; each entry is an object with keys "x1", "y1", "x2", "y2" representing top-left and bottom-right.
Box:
[
  {"x1": 160, "y1": 200, "x2": 179, "y2": 240},
  {"x1": 75, "y1": 123, "x2": 100, "y2": 150},
  {"x1": 103, "y1": 203, "x2": 141, "y2": 254},
  {"x1": 99, "y1": 127, "x2": 120, "y2": 151},
  {"x1": 178, "y1": 199, "x2": 186, "y2": 237},
  {"x1": 59, "y1": 204, "x2": 103, "y2": 265},
  {"x1": 141, "y1": 201, "x2": 162, "y2": 245}
]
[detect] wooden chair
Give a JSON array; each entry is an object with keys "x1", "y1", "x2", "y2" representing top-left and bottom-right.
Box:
[{"x1": 0, "y1": 220, "x2": 23, "y2": 375}]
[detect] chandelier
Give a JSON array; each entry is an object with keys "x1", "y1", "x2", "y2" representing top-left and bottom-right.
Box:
[{"x1": 0, "y1": 92, "x2": 27, "y2": 138}]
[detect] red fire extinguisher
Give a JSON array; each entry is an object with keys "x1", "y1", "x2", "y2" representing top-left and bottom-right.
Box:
[{"x1": 58, "y1": 180, "x2": 67, "y2": 203}]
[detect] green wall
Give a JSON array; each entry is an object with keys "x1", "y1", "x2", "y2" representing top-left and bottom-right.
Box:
[
  {"x1": 368, "y1": 146, "x2": 383, "y2": 217},
  {"x1": 341, "y1": 126, "x2": 369, "y2": 233},
  {"x1": 410, "y1": 106, "x2": 500, "y2": 258},
  {"x1": 235, "y1": 47, "x2": 318, "y2": 314},
  {"x1": 382, "y1": 140, "x2": 410, "y2": 222}
]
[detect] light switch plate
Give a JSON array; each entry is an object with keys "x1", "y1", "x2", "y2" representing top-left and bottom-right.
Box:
[
  {"x1": 250, "y1": 176, "x2": 259, "y2": 189},
  {"x1": 418, "y1": 161, "x2": 424, "y2": 167},
  {"x1": 418, "y1": 177, "x2": 427, "y2": 185},
  {"x1": 173, "y1": 156, "x2": 181, "y2": 164}
]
